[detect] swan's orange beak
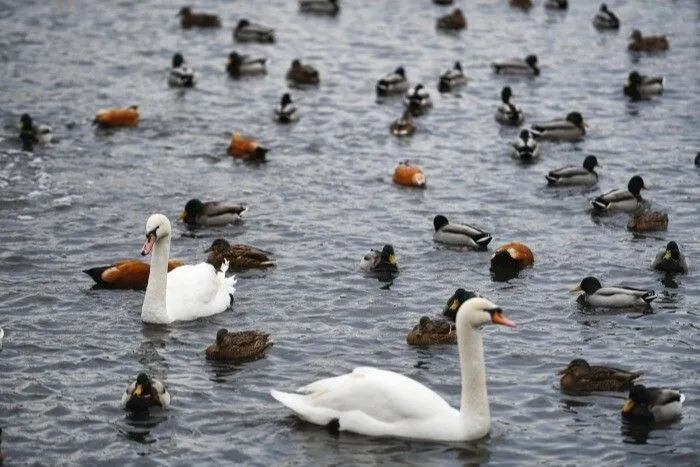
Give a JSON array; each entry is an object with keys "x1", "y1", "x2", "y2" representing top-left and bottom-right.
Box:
[
  {"x1": 141, "y1": 233, "x2": 156, "y2": 256},
  {"x1": 490, "y1": 309, "x2": 516, "y2": 328}
]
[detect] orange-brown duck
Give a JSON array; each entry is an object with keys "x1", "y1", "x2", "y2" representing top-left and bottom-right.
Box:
[{"x1": 83, "y1": 259, "x2": 184, "y2": 290}]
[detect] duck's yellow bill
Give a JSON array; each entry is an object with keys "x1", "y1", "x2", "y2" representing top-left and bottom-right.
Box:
[
  {"x1": 177, "y1": 211, "x2": 186, "y2": 220},
  {"x1": 622, "y1": 399, "x2": 635, "y2": 413},
  {"x1": 569, "y1": 285, "x2": 582, "y2": 292},
  {"x1": 449, "y1": 299, "x2": 459, "y2": 311},
  {"x1": 389, "y1": 254, "x2": 397, "y2": 265},
  {"x1": 134, "y1": 384, "x2": 143, "y2": 397},
  {"x1": 664, "y1": 251, "x2": 672, "y2": 260}
]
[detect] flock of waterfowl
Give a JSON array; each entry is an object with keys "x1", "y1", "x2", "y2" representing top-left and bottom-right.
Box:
[{"x1": 5, "y1": 0, "x2": 695, "y2": 451}]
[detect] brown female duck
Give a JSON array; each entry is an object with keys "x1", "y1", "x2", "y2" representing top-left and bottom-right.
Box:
[
  {"x1": 559, "y1": 359, "x2": 643, "y2": 393},
  {"x1": 436, "y1": 8, "x2": 466, "y2": 30},
  {"x1": 177, "y1": 7, "x2": 221, "y2": 29},
  {"x1": 205, "y1": 238, "x2": 275, "y2": 271},
  {"x1": 286, "y1": 59, "x2": 320, "y2": 85},
  {"x1": 406, "y1": 288, "x2": 478, "y2": 346},
  {"x1": 628, "y1": 30, "x2": 669, "y2": 52},
  {"x1": 205, "y1": 328, "x2": 273, "y2": 361}
]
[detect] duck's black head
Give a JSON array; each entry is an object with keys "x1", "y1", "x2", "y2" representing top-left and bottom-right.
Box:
[
  {"x1": 600, "y1": 3, "x2": 608, "y2": 12},
  {"x1": 519, "y1": 129, "x2": 530, "y2": 142},
  {"x1": 20, "y1": 113, "x2": 33, "y2": 129},
  {"x1": 237, "y1": 19, "x2": 250, "y2": 29},
  {"x1": 380, "y1": 244, "x2": 396, "y2": 263},
  {"x1": 291, "y1": 59, "x2": 301, "y2": 68},
  {"x1": 525, "y1": 54, "x2": 538, "y2": 67},
  {"x1": 206, "y1": 238, "x2": 231, "y2": 253},
  {"x1": 135, "y1": 373, "x2": 153, "y2": 396},
  {"x1": 566, "y1": 112, "x2": 585, "y2": 128},
  {"x1": 628, "y1": 384, "x2": 652, "y2": 405},
  {"x1": 414, "y1": 84, "x2": 424, "y2": 92},
  {"x1": 665, "y1": 241, "x2": 680, "y2": 260},
  {"x1": 177, "y1": 7, "x2": 191, "y2": 17},
  {"x1": 281, "y1": 93, "x2": 292, "y2": 106},
  {"x1": 583, "y1": 155, "x2": 599, "y2": 172},
  {"x1": 172, "y1": 53, "x2": 185, "y2": 68},
  {"x1": 568, "y1": 358, "x2": 590, "y2": 370},
  {"x1": 628, "y1": 71, "x2": 643, "y2": 85},
  {"x1": 622, "y1": 384, "x2": 655, "y2": 421},
  {"x1": 184, "y1": 198, "x2": 204, "y2": 215},
  {"x1": 433, "y1": 214, "x2": 449, "y2": 231},
  {"x1": 216, "y1": 328, "x2": 229, "y2": 345},
  {"x1": 627, "y1": 175, "x2": 645, "y2": 196},
  {"x1": 394, "y1": 66, "x2": 406, "y2": 77},
  {"x1": 443, "y1": 288, "x2": 479, "y2": 321},
  {"x1": 501, "y1": 86, "x2": 513, "y2": 104},
  {"x1": 454, "y1": 61, "x2": 462, "y2": 71},
  {"x1": 630, "y1": 30, "x2": 642, "y2": 41},
  {"x1": 577, "y1": 276, "x2": 602, "y2": 294},
  {"x1": 228, "y1": 52, "x2": 242, "y2": 64}
]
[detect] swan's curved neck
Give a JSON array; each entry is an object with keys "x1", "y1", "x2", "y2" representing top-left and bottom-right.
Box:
[
  {"x1": 457, "y1": 323, "x2": 490, "y2": 422},
  {"x1": 142, "y1": 234, "x2": 171, "y2": 323}
]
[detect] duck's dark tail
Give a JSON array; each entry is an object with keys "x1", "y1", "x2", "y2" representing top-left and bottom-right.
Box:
[
  {"x1": 642, "y1": 291, "x2": 658, "y2": 304},
  {"x1": 83, "y1": 266, "x2": 108, "y2": 286}
]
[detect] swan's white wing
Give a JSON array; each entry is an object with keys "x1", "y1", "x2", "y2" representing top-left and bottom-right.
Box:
[{"x1": 166, "y1": 263, "x2": 234, "y2": 321}]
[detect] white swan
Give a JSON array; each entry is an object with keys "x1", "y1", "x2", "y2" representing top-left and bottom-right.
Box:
[
  {"x1": 140, "y1": 214, "x2": 236, "y2": 324},
  {"x1": 270, "y1": 297, "x2": 515, "y2": 441}
]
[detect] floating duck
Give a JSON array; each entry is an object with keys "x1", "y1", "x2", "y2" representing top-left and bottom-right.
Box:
[
  {"x1": 0, "y1": 327, "x2": 4, "y2": 350},
  {"x1": 227, "y1": 132, "x2": 268, "y2": 162},
  {"x1": 83, "y1": 258, "x2": 184, "y2": 290},
  {"x1": 179, "y1": 199, "x2": 247, "y2": 228},
  {"x1": 436, "y1": 8, "x2": 467, "y2": 30},
  {"x1": 205, "y1": 238, "x2": 275, "y2": 271},
  {"x1": 651, "y1": 241, "x2": 688, "y2": 274},
  {"x1": 628, "y1": 211, "x2": 668, "y2": 232},
  {"x1": 570, "y1": 276, "x2": 657, "y2": 307},
  {"x1": 0, "y1": 427, "x2": 4, "y2": 464},
  {"x1": 559, "y1": 359, "x2": 643, "y2": 393},
  {"x1": 491, "y1": 54, "x2": 539, "y2": 76},
  {"x1": 18, "y1": 113, "x2": 52, "y2": 148},
  {"x1": 393, "y1": 161, "x2": 426, "y2": 188},
  {"x1": 406, "y1": 316, "x2": 455, "y2": 346},
  {"x1": 490, "y1": 242, "x2": 534, "y2": 271},
  {"x1": 121, "y1": 373, "x2": 171, "y2": 411},
  {"x1": 438, "y1": 62, "x2": 466, "y2": 93},
  {"x1": 511, "y1": 129, "x2": 540, "y2": 161},
  {"x1": 360, "y1": 244, "x2": 398, "y2": 274},
  {"x1": 624, "y1": 71, "x2": 664, "y2": 100},
  {"x1": 275, "y1": 93, "x2": 299, "y2": 124},
  {"x1": 495, "y1": 86, "x2": 524, "y2": 126},
  {"x1": 177, "y1": 7, "x2": 221, "y2": 29},
  {"x1": 591, "y1": 175, "x2": 646, "y2": 213},
  {"x1": 545, "y1": 155, "x2": 599, "y2": 187},
  {"x1": 622, "y1": 384, "x2": 685, "y2": 423},
  {"x1": 234, "y1": 19, "x2": 275, "y2": 43},
  {"x1": 509, "y1": 0, "x2": 533, "y2": 9},
  {"x1": 628, "y1": 30, "x2": 669, "y2": 53},
  {"x1": 531, "y1": 111, "x2": 586, "y2": 142},
  {"x1": 695, "y1": 152, "x2": 700, "y2": 166},
  {"x1": 226, "y1": 52, "x2": 266, "y2": 78},
  {"x1": 442, "y1": 288, "x2": 480, "y2": 321},
  {"x1": 298, "y1": 0, "x2": 340, "y2": 15},
  {"x1": 433, "y1": 0, "x2": 454, "y2": 5},
  {"x1": 433, "y1": 215, "x2": 492, "y2": 249},
  {"x1": 167, "y1": 52, "x2": 195, "y2": 88},
  {"x1": 544, "y1": 0, "x2": 568, "y2": 9},
  {"x1": 205, "y1": 328, "x2": 273, "y2": 361},
  {"x1": 376, "y1": 66, "x2": 409, "y2": 96},
  {"x1": 403, "y1": 84, "x2": 432, "y2": 115},
  {"x1": 592, "y1": 4, "x2": 620, "y2": 30},
  {"x1": 286, "y1": 59, "x2": 320, "y2": 85},
  {"x1": 93, "y1": 106, "x2": 139, "y2": 128},
  {"x1": 390, "y1": 110, "x2": 416, "y2": 137}
]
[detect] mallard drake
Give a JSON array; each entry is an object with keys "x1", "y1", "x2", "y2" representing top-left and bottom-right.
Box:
[
  {"x1": 83, "y1": 258, "x2": 184, "y2": 290},
  {"x1": 226, "y1": 52, "x2": 267, "y2": 78},
  {"x1": 167, "y1": 53, "x2": 195, "y2": 88},
  {"x1": 93, "y1": 106, "x2": 139, "y2": 128},
  {"x1": 531, "y1": 111, "x2": 586, "y2": 142},
  {"x1": 491, "y1": 54, "x2": 539, "y2": 76},
  {"x1": 406, "y1": 316, "x2": 455, "y2": 346},
  {"x1": 442, "y1": 288, "x2": 480, "y2": 321},
  {"x1": 206, "y1": 328, "x2": 273, "y2": 361},
  {"x1": 18, "y1": 113, "x2": 52, "y2": 148},
  {"x1": 628, "y1": 211, "x2": 668, "y2": 232},
  {"x1": 490, "y1": 242, "x2": 533, "y2": 272},
  {"x1": 433, "y1": 215, "x2": 492, "y2": 249},
  {"x1": 205, "y1": 238, "x2": 275, "y2": 271},
  {"x1": 628, "y1": 30, "x2": 669, "y2": 53},
  {"x1": 436, "y1": 8, "x2": 467, "y2": 30},
  {"x1": 390, "y1": 110, "x2": 416, "y2": 137},
  {"x1": 178, "y1": 199, "x2": 247, "y2": 227},
  {"x1": 298, "y1": 0, "x2": 340, "y2": 15},
  {"x1": 177, "y1": 7, "x2": 221, "y2": 29},
  {"x1": 495, "y1": 86, "x2": 524, "y2": 126},
  {"x1": 591, "y1": 175, "x2": 646, "y2": 213},
  {"x1": 360, "y1": 244, "x2": 398, "y2": 274},
  {"x1": 509, "y1": 0, "x2": 533, "y2": 9},
  {"x1": 286, "y1": 59, "x2": 320, "y2": 85},
  {"x1": 511, "y1": 129, "x2": 540, "y2": 161},
  {"x1": 234, "y1": 19, "x2": 275, "y2": 43},
  {"x1": 121, "y1": 373, "x2": 171, "y2": 411},
  {"x1": 227, "y1": 132, "x2": 268, "y2": 162},
  {"x1": 622, "y1": 384, "x2": 685, "y2": 423},
  {"x1": 624, "y1": 71, "x2": 664, "y2": 100},
  {"x1": 570, "y1": 276, "x2": 658, "y2": 307},
  {"x1": 559, "y1": 359, "x2": 643, "y2": 393},
  {"x1": 438, "y1": 62, "x2": 466, "y2": 93},
  {"x1": 544, "y1": 0, "x2": 568, "y2": 9},
  {"x1": 545, "y1": 155, "x2": 599, "y2": 186},
  {"x1": 393, "y1": 161, "x2": 426, "y2": 188},
  {"x1": 433, "y1": 0, "x2": 454, "y2": 5},
  {"x1": 651, "y1": 241, "x2": 688, "y2": 274},
  {"x1": 274, "y1": 93, "x2": 299, "y2": 124},
  {"x1": 403, "y1": 84, "x2": 432, "y2": 115},
  {"x1": 376, "y1": 66, "x2": 409, "y2": 96},
  {"x1": 592, "y1": 4, "x2": 620, "y2": 30}
]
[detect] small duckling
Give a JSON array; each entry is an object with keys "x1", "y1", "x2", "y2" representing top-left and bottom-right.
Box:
[
  {"x1": 393, "y1": 161, "x2": 426, "y2": 188},
  {"x1": 360, "y1": 244, "x2": 399, "y2": 274},
  {"x1": 298, "y1": 0, "x2": 340, "y2": 15},
  {"x1": 83, "y1": 259, "x2": 184, "y2": 290},
  {"x1": 390, "y1": 110, "x2": 416, "y2": 137},
  {"x1": 93, "y1": 105, "x2": 139, "y2": 128},
  {"x1": 490, "y1": 242, "x2": 534, "y2": 271},
  {"x1": 227, "y1": 132, "x2": 268, "y2": 162},
  {"x1": 226, "y1": 52, "x2": 267, "y2": 78},
  {"x1": 622, "y1": 384, "x2": 685, "y2": 423},
  {"x1": 286, "y1": 59, "x2": 320, "y2": 85},
  {"x1": 436, "y1": 8, "x2": 467, "y2": 30},
  {"x1": 177, "y1": 7, "x2": 221, "y2": 29},
  {"x1": 438, "y1": 61, "x2": 466, "y2": 93},
  {"x1": 651, "y1": 241, "x2": 688, "y2": 274},
  {"x1": 531, "y1": 111, "x2": 586, "y2": 142},
  {"x1": 592, "y1": 4, "x2": 620, "y2": 30},
  {"x1": 628, "y1": 211, "x2": 668, "y2": 233},
  {"x1": 121, "y1": 373, "x2": 170, "y2": 411},
  {"x1": 274, "y1": 93, "x2": 299, "y2": 124},
  {"x1": 406, "y1": 316, "x2": 456, "y2": 346},
  {"x1": 545, "y1": 155, "x2": 599, "y2": 187},
  {"x1": 433, "y1": 215, "x2": 492, "y2": 249},
  {"x1": 18, "y1": 113, "x2": 52, "y2": 148},
  {"x1": 591, "y1": 175, "x2": 646, "y2": 213},
  {"x1": 495, "y1": 86, "x2": 524, "y2": 126},
  {"x1": 205, "y1": 328, "x2": 273, "y2": 361},
  {"x1": 234, "y1": 19, "x2": 275, "y2": 43},
  {"x1": 205, "y1": 238, "x2": 275, "y2": 271},
  {"x1": 570, "y1": 276, "x2": 658, "y2": 307},
  {"x1": 167, "y1": 53, "x2": 196, "y2": 88},
  {"x1": 179, "y1": 199, "x2": 248, "y2": 228},
  {"x1": 403, "y1": 84, "x2": 432, "y2": 116},
  {"x1": 509, "y1": 0, "x2": 533, "y2": 9},
  {"x1": 511, "y1": 129, "x2": 540, "y2": 162},
  {"x1": 624, "y1": 71, "x2": 664, "y2": 101},
  {"x1": 544, "y1": 0, "x2": 568, "y2": 9},
  {"x1": 628, "y1": 30, "x2": 669, "y2": 53},
  {"x1": 559, "y1": 359, "x2": 643, "y2": 393},
  {"x1": 376, "y1": 66, "x2": 409, "y2": 96},
  {"x1": 492, "y1": 54, "x2": 539, "y2": 76}
]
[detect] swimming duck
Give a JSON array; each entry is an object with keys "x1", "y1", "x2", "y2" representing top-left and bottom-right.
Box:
[
  {"x1": 360, "y1": 244, "x2": 398, "y2": 274},
  {"x1": 436, "y1": 8, "x2": 467, "y2": 30},
  {"x1": 433, "y1": 0, "x2": 454, "y2": 5},
  {"x1": 18, "y1": 113, "x2": 52, "y2": 148},
  {"x1": 286, "y1": 59, "x2": 320, "y2": 85},
  {"x1": 442, "y1": 288, "x2": 480, "y2": 321},
  {"x1": 179, "y1": 199, "x2": 248, "y2": 228},
  {"x1": 559, "y1": 359, "x2": 643, "y2": 393},
  {"x1": 509, "y1": 0, "x2": 533, "y2": 9},
  {"x1": 393, "y1": 161, "x2": 426, "y2": 188},
  {"x1": 622, "y1": 384, "x2": 685, "y2": 423},
  {"x1": 570, "y1": 276, "x2": 658, "y2": 307},
  {"x1": 376, "y1": 66, "x2": 409, "y2": 96},
  {"x1": 591, "y1": 175, "x2": 646, "y2": 213},
  {"x1": 695, "y1": 152, "x2": 700, "y2": 166},
  {"x1": 627, "y1": 211, "x2": 668, "y2": 232},
  {"x1": 491, "y1": 54, "x2": 539, "y2": 76},
  {"x1": 167, "y1": 53, "x2": 196, "y2": 88},
  {"x1": 495, "y1": 86, "x2": 524, "y2": 126},
  {"x1": 628, "y1": 30, "x2": 669, "y2": 53},
  {"x1": 275, "y1": 93, "x2": 299, "y2": 124},
  {"x1": 234, "y1": 19, "x2": 275, "y2": 43},
  {"x1": 651, "y1": 241, "x2": 688, "y2": 274},
  {"x1": 511, "y1": 129, "x2": 540, "y2": 161},
  {"x1": 390, "y1": 110, "x2": 416, "y2": 137},
  {"x1": 406, "y1": 316, "x2": 456, "y2": 346},
  {"x1": 227, "y1": 132, "x2": 268, "y2": 162},
  {"x1": 545, "y1": 155, "x2": 599, "y2": 187},
  {"x1": 438, "y1": 62, "x2": 466, "y2": 93},
  {"x1": 592, "y1": 4, "x2": 620, "y2": 30},
  {"x1": 177, "y1": 7, "x2": 221, "y2": 29},
  {"x1": 403, "y1": 84, "x2": 432, "y2": 115},
  {"x1": 432, "y1": 215, "x2": 492, "y2": 249},
  {"x1": 544, "y1": 0, "x2": 568, "y2": 9},
  {"x1": 83, "y1": 258, "x2": 184, "y2": 290},
  {"x1": 205, "y1": 238, "x2": 275, "y2": 271},
  {"x1": 226, "y1": 52, "x2": 267, "y2": 78},
  {"x1": 205, "y1": 328, "x2": 273, "y2": 361},
  {"x1": 121, "y1": 373, "x2": 171, "y2": 411},
  {"x1": 298, "y1": 0, "x2": 340, "y2": 15},
  {"x1": 0, "y1": 427, "x2": 4, "y2": 464},
  {"x1": 0, "y1": 327, "x2": 4, "y2": 350},
  {"x1": 531, "y1": 112, "x2": 586, "y2": 142},
  {"x1": 93, "y1": 106, "x2": 139, "y2": 128},
  {"x1": 490, "y1": 242, "x2": 534, "y2": 271},
  {"x1": 623, "y1": 71, "x2": 664, "y2": 100}
]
